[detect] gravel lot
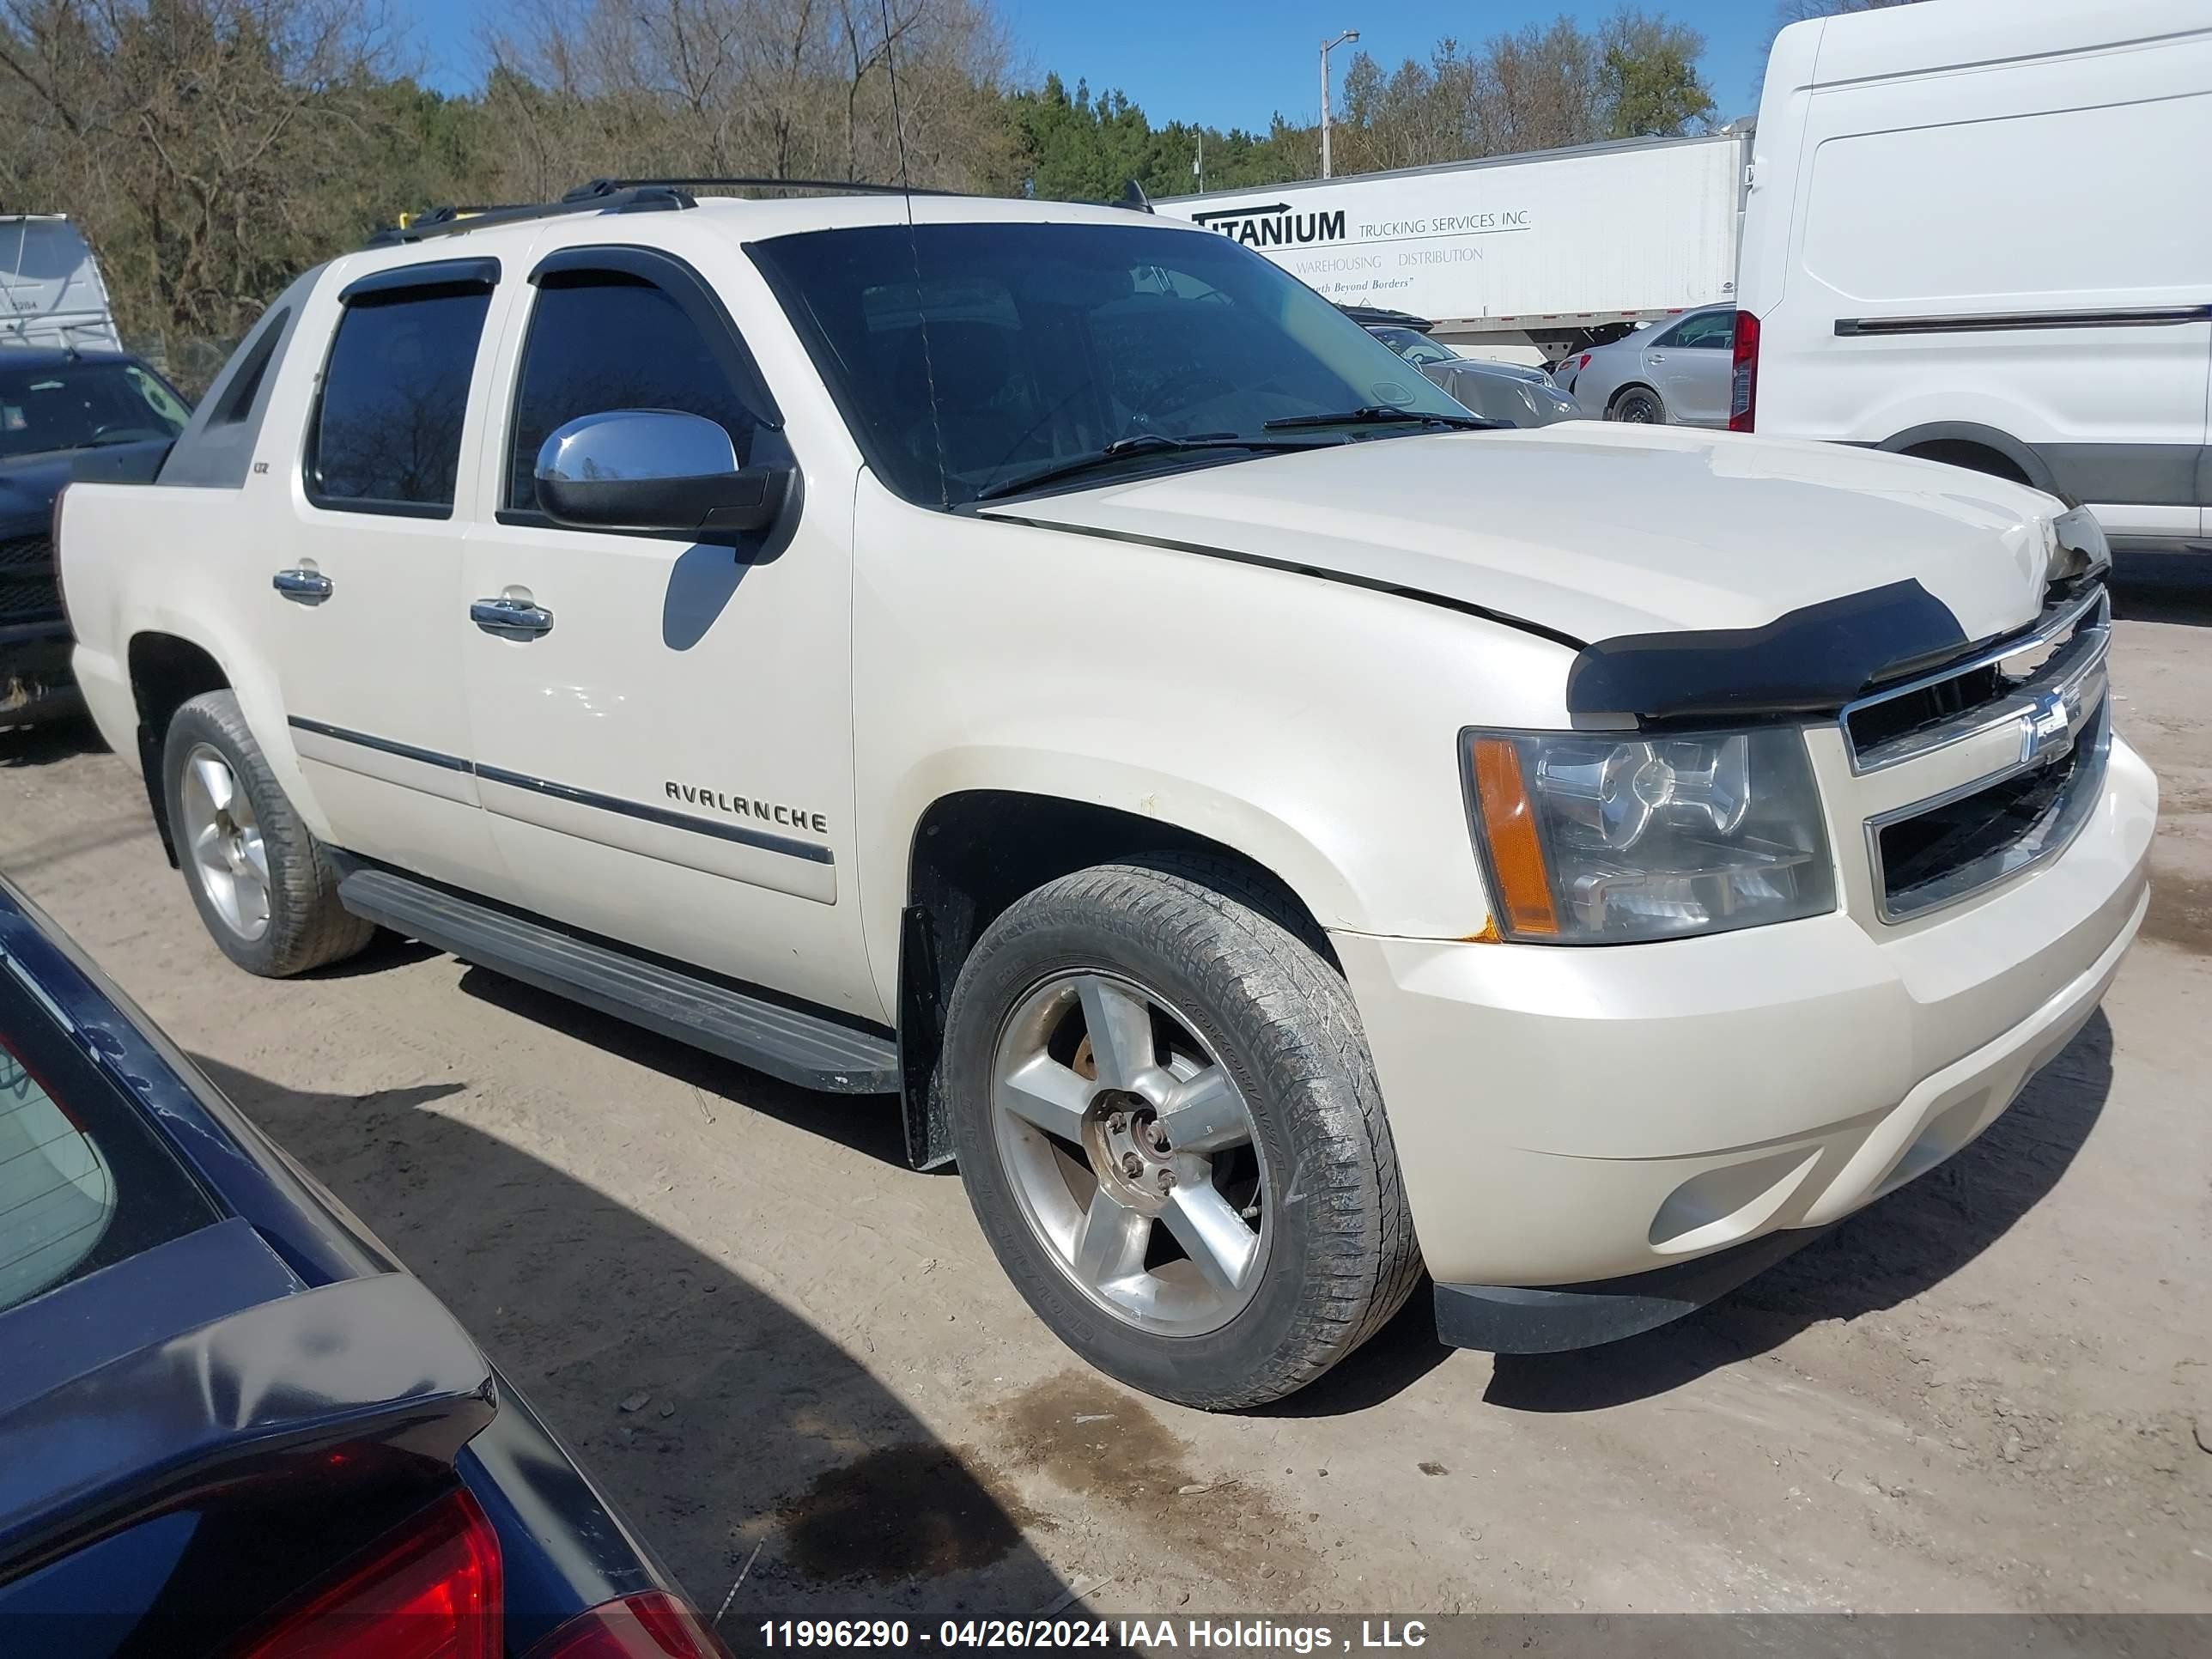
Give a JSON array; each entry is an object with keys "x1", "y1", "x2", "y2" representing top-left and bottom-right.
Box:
[{"x1": 3, "y1": 558, "x2": 2209, "y2": 1631}]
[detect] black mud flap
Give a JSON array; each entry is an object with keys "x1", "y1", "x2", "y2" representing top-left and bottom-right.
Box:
[{"x1": 1432, "y1": 1225, "x2": 1835, "y2": 1354}]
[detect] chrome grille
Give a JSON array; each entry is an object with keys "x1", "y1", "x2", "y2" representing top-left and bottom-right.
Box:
[
  {"x1": 1841, "y1": 583, "x2": 2109, "y2": 774},
  {"x1": 1, "y1": 533, "x2": 61, "y2": 625},
  {"x1": 1844, "y1": 583, "x2": 2112, "y2": 921}
]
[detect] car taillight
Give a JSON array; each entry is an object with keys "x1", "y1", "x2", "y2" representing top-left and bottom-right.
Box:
[
  {"x1": 1728, "y1": 310, "x2": 1759, "y2": 432},
  {"x1": 1577, "y1": 354, "x2": 1591, "y2": 371},
  {"x1": 238, "y1": 1486, "x2": 502, "y2": 1659},
  {"x1": 523, "y1": 1591, "x2": 733, "y2": 1659}
]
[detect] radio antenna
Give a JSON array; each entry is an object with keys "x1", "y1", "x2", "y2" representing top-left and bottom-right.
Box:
[{"x1": 878, "y1": 0, "x2": 950, "y2": 508}]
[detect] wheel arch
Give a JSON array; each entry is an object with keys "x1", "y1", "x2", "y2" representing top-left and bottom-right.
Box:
[
  {"x1": 895, "y1": 787, "x2": 1344, "y2": 1171},
  {"x1": 126, "y1": 632, "x2": 233, "y2": 866},
  {"x1": 1879, "y1": 422, "x2": 2060, "y2": 496},
  {"x1": 1607, "y1": 381, "x2": 1663, "y2": 416}
]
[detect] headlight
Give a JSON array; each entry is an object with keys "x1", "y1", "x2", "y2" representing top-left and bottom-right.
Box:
[{"x1": 1463, "y1": 726, "x2": 1835, "y2": 943}]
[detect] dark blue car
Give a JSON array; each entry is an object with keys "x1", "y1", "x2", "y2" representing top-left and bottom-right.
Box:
[
  {"x1": 0, "y1": 872, "x2": 731, "y2": 1657},
  {"x1": 2, "y1": 349, "x2": 188, "y2": 722}
]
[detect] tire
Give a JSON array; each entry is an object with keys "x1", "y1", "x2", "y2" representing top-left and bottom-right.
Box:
[
  {"x1": 943, "y1": 856, "x2": 1422, "y2": 1410},
  {"x1": 1608, "y1": 385, "x2": 1666, "y2": 424},
  {"x1": 162, "y1": 690, "x2": 375, "y2": 977}
]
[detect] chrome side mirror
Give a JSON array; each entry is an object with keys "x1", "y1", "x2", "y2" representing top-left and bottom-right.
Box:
[{"x1": 534, "y1": 410, "x2": 792, "y2": 538}]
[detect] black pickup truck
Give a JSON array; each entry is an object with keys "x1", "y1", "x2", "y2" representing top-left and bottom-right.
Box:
[{"x1": 2, "y1": 347, "x2": 190, "y2": 722}]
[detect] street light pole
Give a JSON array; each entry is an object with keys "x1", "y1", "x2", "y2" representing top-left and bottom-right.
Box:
[{"x1": 1320, "y1": 27, "x2": 1359, "y2": 179}]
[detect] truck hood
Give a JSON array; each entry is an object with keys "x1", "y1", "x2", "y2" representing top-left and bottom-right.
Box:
[
  {"x1": 0, "y1": 438, "x2": 174, "y2": 534},
  {"x1": 0, "y1": 452, "x2": 73, "y2": 535},
  {"x1": 978, "y1": 422, "x2": 2066, "y2": 648}
]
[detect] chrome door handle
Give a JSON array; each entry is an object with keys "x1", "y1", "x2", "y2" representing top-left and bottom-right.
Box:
[
  {"x1": 272, "y1": 568, "x2": 333, "y2": 605},
  {"x1": 1646, "y1": 352, "x2": 1668, "y2": 362},
  {"x1": 471, "y1": 597, "x2": 555, "y2": 639}
]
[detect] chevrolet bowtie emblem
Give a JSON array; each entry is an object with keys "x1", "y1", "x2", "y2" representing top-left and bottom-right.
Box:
[{"x1": 2021, "y1": 687, "x2": 2076, "y2": 766}]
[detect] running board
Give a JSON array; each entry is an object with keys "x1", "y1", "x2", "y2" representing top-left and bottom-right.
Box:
[{"x1": 335, "y1": 867, "x2": 899, "y2": 1094}]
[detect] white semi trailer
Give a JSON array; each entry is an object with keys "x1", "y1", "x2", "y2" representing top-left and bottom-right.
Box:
[{"x1": 1156, "y1": 131, "x2": 1748, "y2": 362}]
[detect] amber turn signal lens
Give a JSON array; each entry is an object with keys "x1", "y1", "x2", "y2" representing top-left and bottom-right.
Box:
[{"x1": 1469, "y1": 737, "x2": 1559, "y2": 938}]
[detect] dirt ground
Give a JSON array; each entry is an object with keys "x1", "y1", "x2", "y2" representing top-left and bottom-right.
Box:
[{"x1": 3, "y1": 559, "x2": 2209, "y2": 1633}]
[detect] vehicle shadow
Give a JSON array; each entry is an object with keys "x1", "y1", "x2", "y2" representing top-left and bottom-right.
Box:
[
  {"x1": 193, "y1": 1055, "x2": 1073, "y2": 1628},
  {"x1": 0, "y1": 710, "x2": 105, "y2": 768},
  {"x1": 1480, "y1": 1009, "x2": 2114, "y2": 1413},
  {"x1": 453, "y1": 964, "x2": 915, "y2": 1170},
  {"x1": 304, "y1": 930, "x2": 440, "y2": 978},
  {"x1": 1250, "y1": 1289, "x2": 1456, "y2": 1419}
]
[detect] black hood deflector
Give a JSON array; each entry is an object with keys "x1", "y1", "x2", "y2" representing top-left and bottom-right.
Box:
[{"x1": 1566, "y1": 580, "x2": 1976, "y2": 724}]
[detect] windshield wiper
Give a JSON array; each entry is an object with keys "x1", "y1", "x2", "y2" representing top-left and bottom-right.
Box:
[
  {"x1": 973, "y1": 432, "x2": 1337, "y2": 502},
  {"x1": 1262, "y1": 405, "x2": 1499, "y2": 432}
]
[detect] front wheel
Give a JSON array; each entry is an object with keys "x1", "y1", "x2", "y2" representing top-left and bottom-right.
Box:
[{"x1": 943, "y1": 860, "x2": 1421, "y2": 1409}]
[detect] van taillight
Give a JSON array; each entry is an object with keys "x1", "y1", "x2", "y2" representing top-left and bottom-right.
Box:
[
  {"x1": 1728, "y1": 311, "x2": 1759, "y2": 432},
  {"x1": 238, "y1": 1486, "x2": 502, "y2": 1659},
  {"x1": 523, "y1": 1591, "x2": 733, "y2": 1659}
]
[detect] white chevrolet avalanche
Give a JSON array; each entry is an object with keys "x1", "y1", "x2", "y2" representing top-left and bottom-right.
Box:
[{"x1": 54, "y1": 184, "x2": 2155, "y2": 1407}]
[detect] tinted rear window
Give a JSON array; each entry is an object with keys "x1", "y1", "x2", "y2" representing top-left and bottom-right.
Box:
[
  {"x1": 307, "y1": 287, "x2": 490, "y2": 514},
  {"x1": 1, "y1": 955, "x2": 217, "y2": 1314}
]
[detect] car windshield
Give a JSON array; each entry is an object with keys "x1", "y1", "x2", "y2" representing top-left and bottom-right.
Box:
[
  {"x1": 750, "y1": 220, "x2": 1476, "y2": 507},
  {"x1": 1372, "y1": 328, "x2": 1456, "y2": 366},
  {"x1": 0, "y1": 359, "x2": 191, "y2": 461}
]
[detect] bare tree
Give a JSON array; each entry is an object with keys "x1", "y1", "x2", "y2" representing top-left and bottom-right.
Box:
[
  {"x1": 2, "y1": 0, "x2": 401, "y2": 339},
  {"x1": 479, "y1": 0, "x2": 1015, "y2": 196}
]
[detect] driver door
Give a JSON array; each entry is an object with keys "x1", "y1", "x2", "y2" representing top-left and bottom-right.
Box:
[{"x1": 459, "y1": 242, "x2": 878, "y2": 1020}]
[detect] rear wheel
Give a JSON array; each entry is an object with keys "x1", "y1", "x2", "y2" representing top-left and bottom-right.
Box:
[
  {"x1": 944, "y1": 859, "x2": 1421, "y2": 1409},
  {"x1": 1608, "y1": 385, "x2": 1666, "y2": 424},
  {"x1": 162, "y1": 691, "x2": 375, "y2": 976}
]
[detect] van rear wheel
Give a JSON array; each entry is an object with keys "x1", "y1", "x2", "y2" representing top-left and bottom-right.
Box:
[{"x1": 943, "y1": 858, "x2": 1422, "y2": 1410}]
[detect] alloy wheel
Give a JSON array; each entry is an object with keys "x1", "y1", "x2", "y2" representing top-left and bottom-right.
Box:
[
  {"x1": 990, "y1": 971, "x2": 1270, "y2": 1336},
  {"x1": 179, "y1": 744, "x2": 272, "y2": 942}
]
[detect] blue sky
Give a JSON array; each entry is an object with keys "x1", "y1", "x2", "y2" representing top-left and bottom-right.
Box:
[{"x1": 401, "y1": 1, "x2": 1777, "y2": 129}]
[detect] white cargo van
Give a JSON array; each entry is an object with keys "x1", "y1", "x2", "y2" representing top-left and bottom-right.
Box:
[
  {"x1": 1733, "y1": 0, "x2": 2212, "y2": 555},
  {"x1": 1, "y1": 216, "x2": 123, "y2": 353}
]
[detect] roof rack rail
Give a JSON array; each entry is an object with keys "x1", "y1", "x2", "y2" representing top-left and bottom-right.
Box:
[
  {"x1": 566, "y1": 175, "x2": 970, "y2": 200},
  {"x1": 362, "y1": 184, "x2": 696, "y2": 249}
]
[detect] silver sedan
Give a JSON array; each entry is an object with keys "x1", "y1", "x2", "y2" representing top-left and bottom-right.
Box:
[
  {"x1": 1553, "y1": 305, "x2": 1736, "y2": 427},
  {"x1": 1364, "y1": 325, "x2": 1579, "y2": 428}
]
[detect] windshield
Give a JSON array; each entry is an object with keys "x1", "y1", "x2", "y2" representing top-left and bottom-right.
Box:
[
  {"x1": 750, "y1": 221, "x2": 1474, "y2": 507},
  {"x1": 0, "y1": 359, "x2": 191, "y2": 461}
]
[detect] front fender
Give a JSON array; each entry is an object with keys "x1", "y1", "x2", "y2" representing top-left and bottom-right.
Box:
[{"x1": 853, "y1": 495, "x2": 1583, "y2": 1017}]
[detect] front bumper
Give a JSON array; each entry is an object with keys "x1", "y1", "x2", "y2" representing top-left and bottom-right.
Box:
[{"x1": 1334, "y1": 736, "x2": 2157, "y2": 1322}]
